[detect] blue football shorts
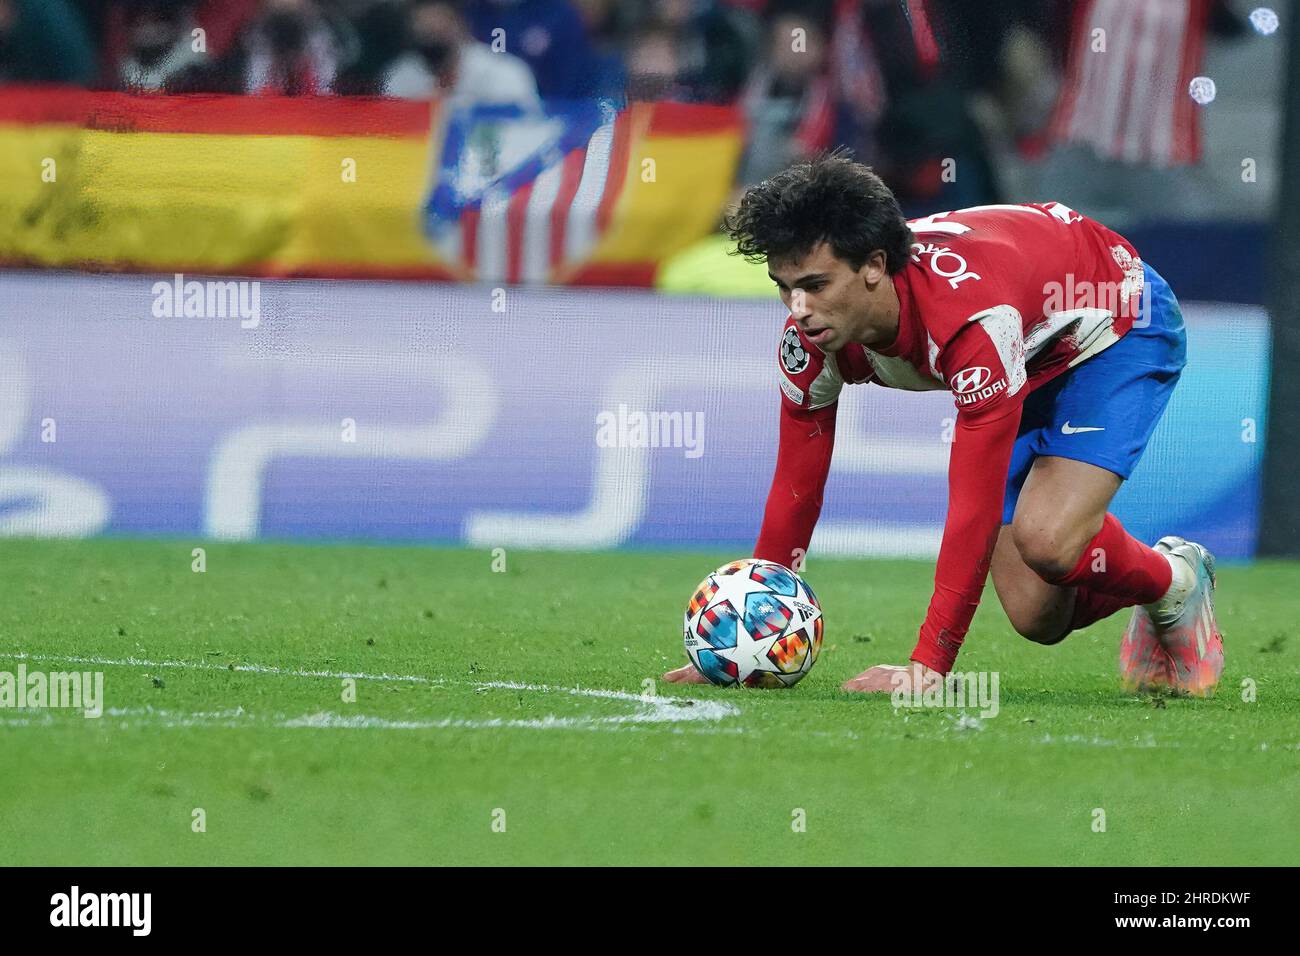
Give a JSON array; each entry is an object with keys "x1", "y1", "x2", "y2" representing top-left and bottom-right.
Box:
[{"x1": 1002, "y1": 262, "x2": 1187, "y2": 525}]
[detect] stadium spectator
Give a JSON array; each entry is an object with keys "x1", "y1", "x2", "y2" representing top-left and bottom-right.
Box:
[
  {"x1": 0, "y1": 0, "x2": 97, "y2": 86},
  {"x1": 232, "y1": 0, "x2": 358, "y2": 96},
  {"x1": 465, "y1": 0, "x2": 610, "y2": 98},
  {"x1": 835, "y1": 0, "x2": 1002, "y2": 212},
  {"x1": 384, "y1": 0, "x2": 541, "y2": 107},
  {"x1": 625, "y1": 22, "x2": 680, "y2": 100},
  {"x1": 642, "y1": 0, "x2": 757, "y2": 103},
  {"x1": 332, "y1": 0, "x2": 411, "y2": 95},
  {"x1": 570, "y1": 0, "x2": 631, "y2": 98},
  {"x1": 115, "y1": 1, "x2": 211, "y2": 93},
  {"x1": 571, "y1": 0, "x2": 636, "y2": 45},
  {"x1": 910, "y1": 0, "x2": 1069, "y2": 203},
  {"x1": 99, "y1": 0, "x2": 262, "y2": 92},
  {"x1": 737, "y1": 5, "x2": 835, "y2": 184}
]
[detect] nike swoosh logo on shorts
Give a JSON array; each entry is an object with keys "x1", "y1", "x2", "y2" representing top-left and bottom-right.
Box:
[{"x1": 1061, "y1": 422, "x2": 1105, "y2": 434}]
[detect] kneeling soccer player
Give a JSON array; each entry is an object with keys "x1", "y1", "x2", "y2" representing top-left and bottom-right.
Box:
[{"x1": 665, "y1": 152, "x2": 1223, "y2": 697}]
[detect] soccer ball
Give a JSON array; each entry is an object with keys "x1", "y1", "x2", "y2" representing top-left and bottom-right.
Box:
[{"x1": 683, "y1": 558, "x2": 823, "y2": 688}]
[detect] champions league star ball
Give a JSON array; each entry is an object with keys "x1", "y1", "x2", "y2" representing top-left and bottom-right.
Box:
[{"x1": 683, "y1": 559, "x2": 824, "y2": 688}]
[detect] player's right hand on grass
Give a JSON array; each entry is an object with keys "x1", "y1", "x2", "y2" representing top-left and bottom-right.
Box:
[
  {"x1": 841, "y1": 661, "x2": 942, "y2": 694},
  {"x1": 663, "y1": 663, "x2": 709, "y2": 684}
]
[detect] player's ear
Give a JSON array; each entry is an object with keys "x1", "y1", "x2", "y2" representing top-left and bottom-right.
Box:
[{"x1": 860, "y1": 249, "x2": 888, "y2": 287}]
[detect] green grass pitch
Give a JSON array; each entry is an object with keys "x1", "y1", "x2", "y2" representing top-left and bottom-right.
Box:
[{"x1": 1, "y1": 538, "x2": 1297, "y2": 866}]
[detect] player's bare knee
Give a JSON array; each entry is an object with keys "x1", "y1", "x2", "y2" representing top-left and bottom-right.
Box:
[
  {"x1": 1015, "y1": 617, "x2": 1070, "y2": 645},
  {"x1": 1003, "y1": 600, "x2": 1069, "y2": 644},
  {"x1": 1011, "y1": 518, "x2": 1083, "y2": 583}
]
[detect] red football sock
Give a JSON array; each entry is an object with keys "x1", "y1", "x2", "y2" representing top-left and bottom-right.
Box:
[
  {"x1": 1046, "y1": 513, "x2": 1172, "y2": 605},
  {"x1": 1068, "y1": 586, "x2": 1133, "y2": 631}
]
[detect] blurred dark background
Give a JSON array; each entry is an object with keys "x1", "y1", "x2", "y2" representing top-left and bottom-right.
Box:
[{"x1": 0, "y1": 0, "x2": 1287, "y2": 301}]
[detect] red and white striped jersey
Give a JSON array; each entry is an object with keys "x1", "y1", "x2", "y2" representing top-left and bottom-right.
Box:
[
  {"x1": 778, "y1": 202, "x2": 1146, "y2": 418},
  {"x1": 1050, "y1": 0, "x2": 1209, "y2": 167},
  {"x1": 761, "y1": 202, "x2": 1148, "y2": 674}
]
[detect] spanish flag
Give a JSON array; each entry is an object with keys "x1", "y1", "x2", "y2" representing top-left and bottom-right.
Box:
[{"x1": 0, "y1": 88, "x2": 743, "y2": 284}]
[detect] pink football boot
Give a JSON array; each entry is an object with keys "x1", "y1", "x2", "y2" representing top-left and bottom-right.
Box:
[{"x1": 1119, "y1": 536, "x2": 1224, "y2": 697}]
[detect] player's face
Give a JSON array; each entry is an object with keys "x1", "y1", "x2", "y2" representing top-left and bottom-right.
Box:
[{"x1": 768, "y1": 242, "x2": 885, "y2": 353}]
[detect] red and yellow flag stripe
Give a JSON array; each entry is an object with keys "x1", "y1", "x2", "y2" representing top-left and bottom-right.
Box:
[{"x1": 0, "y1": 87, "x2": 743, "y2": 284}]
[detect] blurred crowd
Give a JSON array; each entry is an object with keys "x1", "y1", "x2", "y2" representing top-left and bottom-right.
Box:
[{"x1": 0, "y1": 0, "x2": 1274, "y2": 212}]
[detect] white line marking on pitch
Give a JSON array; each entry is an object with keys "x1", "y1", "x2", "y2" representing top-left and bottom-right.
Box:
[
  {"x1": 0, "y1": 651, "x2": 740, "y2": 731},
  {"x1": 1, "y1": 651, "x2": 436, "y2": 684}
]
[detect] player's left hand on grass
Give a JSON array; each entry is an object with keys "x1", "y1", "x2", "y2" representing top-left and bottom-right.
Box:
[
  {"x1": 841, "y1": 661, "x2": 942, "y2": 694},
  {"x1": 663, "y1": 662, "x2": 709, "y2": 684}
]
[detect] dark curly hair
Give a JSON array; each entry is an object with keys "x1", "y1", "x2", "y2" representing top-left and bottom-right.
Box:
[{"x1": 725, "y1": 151, "x2": 913, "y2": 274}]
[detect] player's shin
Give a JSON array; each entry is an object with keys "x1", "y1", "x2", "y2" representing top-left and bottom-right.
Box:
[
  {"x1": 1066, "y1": 586, "x2": 1132, "y2": 631},
  {"x1": 1041, "y1": 513, "x2": 1172, "y2": 607}
]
